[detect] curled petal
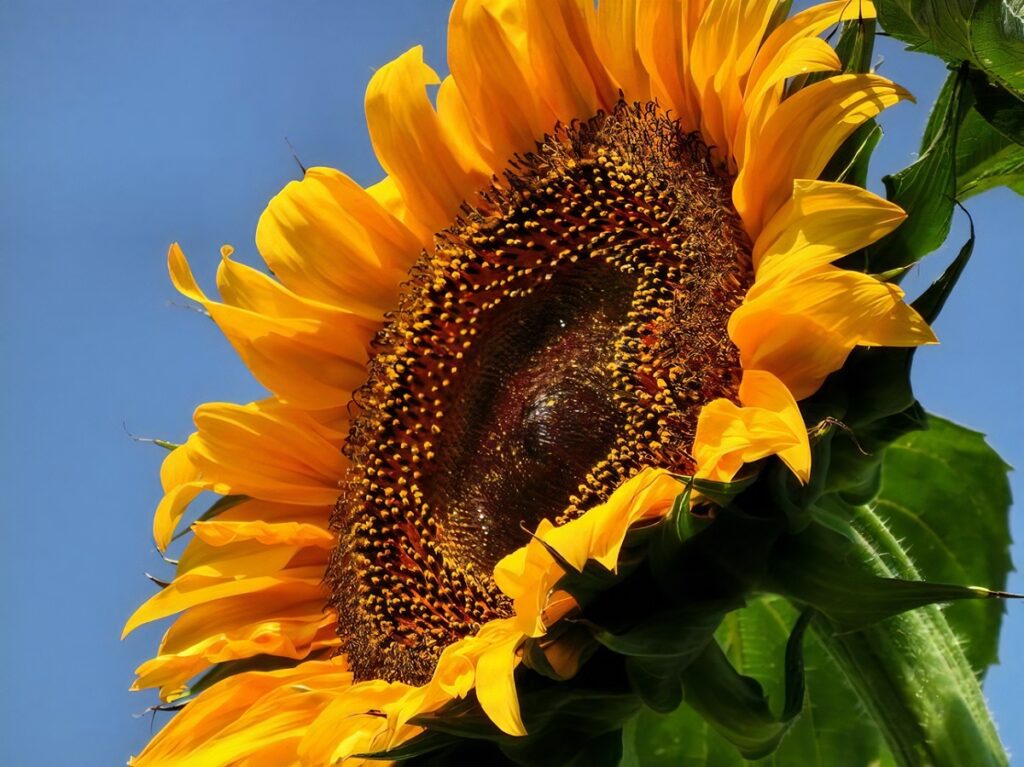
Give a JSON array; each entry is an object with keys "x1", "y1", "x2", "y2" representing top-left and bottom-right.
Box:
[{"x1": 694, "y1": 370, "x2": 810, "y2": 483}]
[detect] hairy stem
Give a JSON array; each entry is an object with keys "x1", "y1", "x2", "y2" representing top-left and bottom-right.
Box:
[{"x1": 814, "y1": 503, "x2": 1007, "y2": 767}]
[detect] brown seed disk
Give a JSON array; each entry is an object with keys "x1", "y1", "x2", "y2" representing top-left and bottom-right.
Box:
[{"x1": 329, "y1": 101, "x2": 753, "y2": 686}]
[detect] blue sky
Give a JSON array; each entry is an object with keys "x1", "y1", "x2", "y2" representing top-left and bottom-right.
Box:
[{"x1": 1, "y1": 2, "x2": 1020, "y2": 765}]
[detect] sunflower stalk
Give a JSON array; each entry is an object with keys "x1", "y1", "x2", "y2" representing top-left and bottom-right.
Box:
[{"x1": 813, "y1": 502, "x2": 1008, "y2": 767}]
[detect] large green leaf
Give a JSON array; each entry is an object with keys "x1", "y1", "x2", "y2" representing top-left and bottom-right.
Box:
[
  {"x1": 867, "y1": 68, "x2": 965, "y2": 271},
  {"x1": 870, "y1": 415, "x2": 1013, "y2": 673},
  {"x1": 956, "y1": 101, "x2": 1024, "y2": 197},
  {"x1": 875, "y1": 2, "x2": 1024, "y2": 200},
  {"x1": 622, "y1": 598, "x2": 885, "y2": 767},
  {"x1": 875, "y1": 0, "x2": 1024, "y2": 93}
]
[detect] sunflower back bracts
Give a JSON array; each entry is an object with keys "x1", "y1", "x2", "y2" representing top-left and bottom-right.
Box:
[{"x1": 371, "y1": 452, "x2": 1009, "y2": 765}]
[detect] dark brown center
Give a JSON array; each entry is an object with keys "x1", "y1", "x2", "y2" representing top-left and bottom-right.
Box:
[{"x1": 330, "y1": 102, "x2": 753, "y2": 685}]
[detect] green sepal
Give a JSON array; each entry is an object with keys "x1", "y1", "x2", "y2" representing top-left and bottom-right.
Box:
[
  {"x1": 170, "y1": 493, "x2": 248, "y2": 543},
  {"x1": 667, "y1": 468, "x2": 758, "y2": 507},
  {"x1": 359, "y1": 728, "x2": 464, "y2": 762},
  {"x1": 179, "y1": 653, "x2": 298, "y2": 701},
  {"x1": 405, "y1": 681, "x2": 640, "y2": 762},
  {"x1": 760, "y1": 427, "x2": 836, "y2": 529},
  {"x1": 521, "y1": 625, "x2": 598, "y2": 683},
  {"x1": 577, "y1": 600, "x2": 734, "y2": 660},
  {"x1": 911, "y1": 219, "x2": 975, "y2": 324},
  {"x1": 500, "y1": 723, "x2": 628, "y2": 767},
  {"x1": 764, "y1": 521, "x2": 1008, "y2": 629},
  {"x1": 625, "y1": 656, "x2": 686, "y2": 713},
  {"x1": 679, "y1": 609, "x2": 813, "y2": 760}
]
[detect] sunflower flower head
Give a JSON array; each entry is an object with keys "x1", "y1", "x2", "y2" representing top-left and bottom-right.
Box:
[{"x1": 124, "y1": 1, "x2": 952, "y2": 764}]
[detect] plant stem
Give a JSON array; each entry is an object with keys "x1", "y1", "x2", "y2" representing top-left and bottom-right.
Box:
[{"x1": 814, "y1": 503, "x2": 1007, "y2": 767}]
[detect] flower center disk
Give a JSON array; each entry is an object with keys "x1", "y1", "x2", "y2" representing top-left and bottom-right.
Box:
[{"x1": 331, "y1": 102, "x2": 753, "y2": 685}]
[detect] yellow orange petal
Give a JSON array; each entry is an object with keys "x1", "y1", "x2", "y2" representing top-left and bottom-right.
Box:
[
  {"x1": 525, "y1": 0, "x2": 613, "y2": 121},
  {"x1": 366, "y1": 46, "x2": 490, "y2": 235},
  {"x1": 169, "y1": 244, "x2": 370, "y2": 408},
  {"x1": 122, "y1": 565, "x2": 325, "y2": 638},
  {"x1": 750, "y1": 179, "x2": 907, "y2": 292},
  {"x1": 192, "y1": 519, "x2": 334, "y2": 549},
  {"x1": 735, "y1": 74, "x2": 911, "y2": 235},
  {"x1": 129, "y1": 659, "x2": 352, "y2": 767},
  {"x1": 693, "y1": 370, "x2": 810, "y2": 483},
  {"x1": 186, "y1": 398, "x2": 345, "y2": 506},
  {"x1": 636, "y1": 0, "x2": 700, "y2": 128},
  {"x1": 731, "y1": 268, "x2": 936, "y2": 398},
  {"x1": 254, "y1": 167, "x2": 419, "y2": 316},
  {"x1": 448, "y1": 0, "x2": 550, "y2": 164},
  {"x1": 590, "y1": 0, "x2": 650, "y2": 102}
]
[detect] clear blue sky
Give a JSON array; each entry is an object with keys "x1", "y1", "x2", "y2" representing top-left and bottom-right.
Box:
[{"x1": 1, "y1": 2, "x2": 1020, "y2": 765}]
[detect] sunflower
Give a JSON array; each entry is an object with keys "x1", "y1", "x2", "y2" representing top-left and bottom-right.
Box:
[{"x1": 125, "y1": 0, "x2": 936, "y2": 763}]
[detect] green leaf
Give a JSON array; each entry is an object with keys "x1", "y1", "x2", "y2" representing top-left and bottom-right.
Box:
[
  {"x1": 867, "y1": 67, "x2": 965, "y2": 271},
  {"x1": 875, "y1": 0, "x2": 1024, "y2": 94},
  {"x1": 870, "y1": 415, "x2": 1013, "y2": 674},
  {"x1": 623, "y1": 598, "x2": 886, "y2": 767},
  {"x1": 875, "y1": 2, "x2": 1024, "y2": 198},
  {"x1": 968, "y1": 66, "x2": 1024, "y2": 144},
  {"x1": 955, "y1": 100, "x2": 1024, "y2": 197}
]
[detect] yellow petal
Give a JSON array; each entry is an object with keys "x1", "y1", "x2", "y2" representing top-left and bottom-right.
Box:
[
  {"x1": 169, "y1": 244, "x2": 370, "y2": 408},
  {"x1": 543, "y1": 468, "x2": 683, "y2": 573},
  {"x1": 254, "y1": 167, "x2": 419, "y2": 316},
  {"x1": 693, "y1": 370, "x2": 810, "y2": 483},
  {"x1": 473, "y1": 619, "x2": 528, "y2": 737},
  {"x1": 187, "y1": 398, "x2": 346, "y2": 506},
  {"x1": 493, "y1": 519, "x2": 561, "y2": 636},
  {"x1": 153, "y1": 437, "x2": 210, "y2": 551},
  {"x1": 213, "y1": 498, "x2": 333, "y2": 526},
  {"x1": 366, "y1": 46, "x2": 490, "y2": 235},
  {"x1": 129, "y1": 659, "x2": 352, "y2": 767},
  {"x1": 176, "y1": 536, "x2": 308, "y2": 580},
  {"x1": 300, "y1": 680, "x2": 424, "y2": 765},
  {"x1": 738, "y1": 0, "x2": 876, "y2": 165},
  {"x1": 735, "y1": 74, "x2": 911, "y2": 236},
  {"x1": 750, "y1": 179, "x2": 907, "y2": 293},
  {"x1": 731, "y1": 267, "x2": 937, "y2": 398},
  {"x1": 134, "y1": 612, "x2": 337, "y2": 702},
  {"x1": 122, "y1": 565, "x2": 326, "y2": 638},
  {"x1": 131, "y1": 581, "x2": 337, "y2": 700},
  {"x1": 689, "y1": 0, "x2": 779, "y2": 159}
]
